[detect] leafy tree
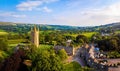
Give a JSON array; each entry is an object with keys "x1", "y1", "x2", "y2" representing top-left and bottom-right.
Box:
[
  {"x1": 0, "y1": 50, "x2": 8, "y2": 63},
  {"x1": 76, "y1": 35, "x2": 88, "y2": 44},
  {"x1": 108, "y1": 38, "x2": 118, "y2": 50},
  {"x1": 57, "y1": 49, "x2": 68, "y2": 61},
  {"x1": 0, "y1": 49, "x2": 28, "y2": 71},
  {"x1": 0, "y1": 38, "x2": 8, "y2": 51},
  {"x1": 27, "y1": 45, "x2": 64, "y2": 71}
]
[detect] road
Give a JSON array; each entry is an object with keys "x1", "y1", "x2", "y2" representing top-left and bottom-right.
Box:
[{"x1": 73, "y1": 48, "x2": 86, "y2": 67}]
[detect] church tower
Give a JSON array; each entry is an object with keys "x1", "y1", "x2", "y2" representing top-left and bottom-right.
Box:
[{"x1": 31, "y1": 25, "x2": 39, "y2": 47}]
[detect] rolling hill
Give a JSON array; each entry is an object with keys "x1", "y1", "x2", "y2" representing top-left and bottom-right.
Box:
[{"x1": 0, "y1": 21, "x2": 120, "y2": 33}]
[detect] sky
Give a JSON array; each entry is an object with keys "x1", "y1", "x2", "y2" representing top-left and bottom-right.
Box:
[{"x1": 0, "y1": 0, "x2": 120, "y2": 26}]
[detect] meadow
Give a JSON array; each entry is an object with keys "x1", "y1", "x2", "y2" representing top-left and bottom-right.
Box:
[
  {"x1": 82, "y1": 32, "x2": 97, "y2": 38},
  {"x1": 0, "y1": 30, "x2": 8, "y2": 35},
  {"x1": 64, "y1": 32, "x2": 97, "y2": 39},
  {"x1": 64, "y1": 61, "x2": 93, "y2": 71},
  {"x1": 64, "y1": 61, "x2": 82, "y2": 71}
]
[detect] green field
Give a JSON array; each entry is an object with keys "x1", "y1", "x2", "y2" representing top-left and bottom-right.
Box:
[
  {"x1": 64, "y1": 61, "x2": 82, "y2": 71},
  {"x1": 39, "y1": 44, "x2": 53, "y2": 50},
  {"x1": 0, "y1": 31, "x2": 8, "y2": 35},
  {"x1": 65, "y1": 32, "x2": 97, "y2": 38},
  {"x1": 82, "y1": 32, "x2": 97, "y2": 38},
  {"x1": 8, "y1": 39, "x2": 26, "y2": 44},
  {"x1": 64, "y1": 61, "x2": 93, "y2": 71}
]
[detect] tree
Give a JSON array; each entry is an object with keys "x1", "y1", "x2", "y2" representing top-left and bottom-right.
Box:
[
  {"x1": 0, "y1": 38, "x2": 8, "y2": 51},
  {"x1": 57, "y1": 49, "x2": 68, "y2": 61},
  {"x1": 0, "y1": 50, "x2": 8, "y2": 63},
  {"x1": 76, "y1": 35, "x2": 88, "y2": 44},
  {"x1": 0, "y1": 49, "x2": 28, "y2": 71},
  {"x1": 108, "y1": 39, "x2": 118, "y2": 50},
  {"x1": 27, "y1": 45, "x2": 64, "y2": 71}
]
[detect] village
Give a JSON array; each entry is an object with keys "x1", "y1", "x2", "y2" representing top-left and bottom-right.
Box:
[{"x1": 11, "y1": 25, "x2": 120, "y2": 71}]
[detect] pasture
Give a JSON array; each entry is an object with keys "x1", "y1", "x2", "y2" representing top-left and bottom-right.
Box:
[
  {"x1": 0, "y1": 31, "x2": 8, "y2": 35},
  {"x1": 64, "y1": 61, "x2": 93, "y2": 71},
  {"x1": 64, "y1": 32, "x2": 97, "y2": 38},
  {"x1": 82, "y1": 32, "x2": 97, "y2": 38}
]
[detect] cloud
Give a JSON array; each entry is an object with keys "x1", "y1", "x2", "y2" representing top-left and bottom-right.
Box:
[
  {"x1": 84, "y1": 2, "x2": 120, "y2": 16},
  {"x1": 51, "y1": 1, "x2": 120, "y2": 26},
  {"x1": 42, "y1": 6, "x2": 52, "y2": 12},
  {"x1": 16, "y1": 0, "x2": 58, "y2": 11},
  {"x1": 0, "y1": 12, "x2": 27, "y2": 18},
  {"x1": 16, "y1": 1, "x2": 42, "y2": 11}
]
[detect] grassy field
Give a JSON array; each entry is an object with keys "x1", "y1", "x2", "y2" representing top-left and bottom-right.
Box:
[
  {"x1": 64, "y1": 61, "x2": 93, "y2": 71},
  {"x1": 0, "y1": 31, "x2": 8, "y2": 35},
  {"x1": 8, "y1": 39, "x2": 26, "y2": 44},
  {"x1": 38, "y1": 44, "x2": 53, "y2": 50},
  {"x1": 82, "y1": 32, "x2": 97, "y2": 38},
  {"x1": 64, "y1": 61, "x2": 83, "y2": 71},
  {"x1": 64, "y1": 32, "x2": 97, "y2": 39}
]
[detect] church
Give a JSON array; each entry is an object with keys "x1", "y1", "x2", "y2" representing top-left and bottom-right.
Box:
[{"x1": 31, "y1": 25, "x2": 39, "y2": 47}]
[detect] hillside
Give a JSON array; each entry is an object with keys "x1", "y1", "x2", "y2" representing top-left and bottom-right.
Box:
[
  {"x1": 0, "y1": 22, "x2": 120, "y2": 33},
  {"x1": 0, "y1": 22, "x2": 89, "y2": 32},
  {"x1": 100, "y1": 22, "x2": 120, "y2": 30}
]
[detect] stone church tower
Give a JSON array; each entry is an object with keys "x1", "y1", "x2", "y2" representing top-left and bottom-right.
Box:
[{"x1": 31, "y1": 25, "x2": 39, "y2": 47}]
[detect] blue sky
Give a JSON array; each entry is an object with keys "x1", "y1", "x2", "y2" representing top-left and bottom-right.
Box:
[{"x1": 0, "y1": 0, "x2": 120, "y2": 26}]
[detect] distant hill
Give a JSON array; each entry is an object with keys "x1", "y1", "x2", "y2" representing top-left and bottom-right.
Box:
[
  {"x1": 0, "y1": 21, "x2": 120, "y2": 33},
  {"x1": 100, "y1": 22, "x2": 120, "y2": 30},
  {"x1": 0, "y1": 22, "x2": 81, "y2": 33},
  {"x1": 0, "y1": 22, "x2": 17, "y2": 25},
  {"x1": 0, "y1": 21, "x2": 86, "y2": 31}
]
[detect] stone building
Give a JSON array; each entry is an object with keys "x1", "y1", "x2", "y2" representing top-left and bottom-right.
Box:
[{"x1": 31, "y1": 25, "x2": 39, "y2": 47}]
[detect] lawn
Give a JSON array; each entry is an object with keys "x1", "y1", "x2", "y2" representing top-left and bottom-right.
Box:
[
  {"x1": 64, "y1": 61, "x2": 82, "y2": 71},
  {"x1": 64, "y1": 61, "x2": 93, "y2": 71},
  {"x1": 38, "y1": 44, "x2": 53, "y2": 50}
]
